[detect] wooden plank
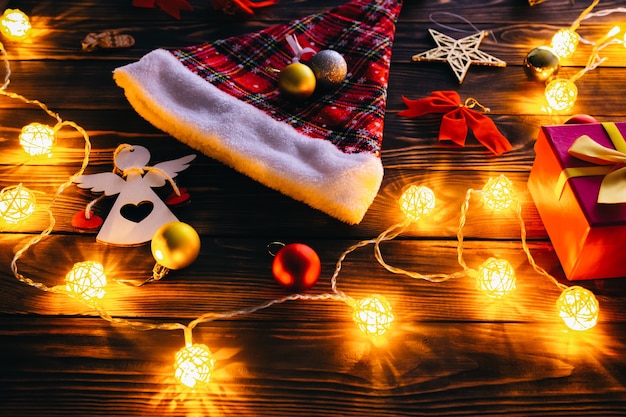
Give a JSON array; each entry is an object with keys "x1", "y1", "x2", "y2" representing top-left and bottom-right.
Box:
[
  {"x1": 1, "y1": 317, "x2": 625, "y2": 416},
  {"x1": 1, "y1": 0, "x2": 626, "y2": 415},
  {"x1": 3, "y1": 234, "x2": 625, "y2": 321}
]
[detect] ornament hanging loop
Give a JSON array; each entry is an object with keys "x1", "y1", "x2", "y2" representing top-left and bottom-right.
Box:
[
  {"x1": 463, "y1": 97, "x2": 490, "y2": 113},
  {"x1": 144, "y1": 262, "x2": 170, "y2": 286},
  {"x1": 285, "y1": 34, "x2": 316, "y2": 63},
  {"x1": 267, "y1": 241, "x2": 285, "y2": 257},
  {"x1": 429, "y1": 11, "x2": 497, "y2": 43}
]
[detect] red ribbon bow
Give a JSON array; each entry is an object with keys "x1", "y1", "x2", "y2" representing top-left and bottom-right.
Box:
[
  {"x1": 398, "y1": 91, "x2": 512, "y2": 156},
  {"x1": 132, "y1": 0, "x2": 193, "y2": 19},
  {"x1": 210, "y1": 0, "x2": 278, "y2": 15}
]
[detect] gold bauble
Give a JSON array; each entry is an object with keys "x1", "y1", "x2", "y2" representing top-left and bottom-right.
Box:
[
  {"x1": 151, "y1": 221, "x2": 201, "y2": 270},
  {"x1": 523, "y1": 46, "x2": 560, "y2": 82},
  {"x1": 278, "y1": 62, "x2": 316, "y2": 100}
]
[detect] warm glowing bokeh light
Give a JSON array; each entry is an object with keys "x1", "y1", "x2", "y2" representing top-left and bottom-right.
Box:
[
  {"x1": 174, "y1": 343, "x2": 216, "y2": 388},
  {"x1": 399, "y1": 185, "x2": 435, "y2": 222},
  {"x1": 352, "y1": 294, "x2": 394, "y2": 337},
  {"x1": 550, "y1": 29, "x2": 579, "y2": 59},
  {"x1": 19, "y1": 123, "x2": 56, "y2": 157},
  {"x1": 0, "y1": 183, "x2": 36, "y2": 223},
  {"x1": 476, "y1": 257, "x2": 516, "y2": 298},
  {"x1": 65, "y1": 261, "x2": 107, "y2": 302},
  {"x1": 482, "y1": 175, "x2": 515, "y2": 211},
  {"x1": 545, "y1": 78, "x2": 577, "y2": 112},
  {"x1": 557, "y1": 286, "x2": 599, "y2": 331},
  {"x1": 0, "y1": 9, "x2": 31, "y2": 41}
]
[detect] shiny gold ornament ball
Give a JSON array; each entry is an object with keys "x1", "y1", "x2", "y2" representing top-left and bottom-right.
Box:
[
  {"x1": 523, "y1": 46, "x2": 560, "y2": 82},
  {"x1": 278, "y1": 62, "x2": 316, "y2": 100},
  {"x1": 151, "y1": 221, "x2": 201, "y2": 270},
  {"x1": 308, "y1": 49, "x2": 347, "y2": 89}
]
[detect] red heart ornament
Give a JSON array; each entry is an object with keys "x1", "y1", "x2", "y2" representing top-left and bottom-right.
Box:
[
  {"x1": 165, "y1": 187, "x2": 191, "y2": 206},
  {"x1": 72, "y1": 210, "x2": 103, "y2": 230}
]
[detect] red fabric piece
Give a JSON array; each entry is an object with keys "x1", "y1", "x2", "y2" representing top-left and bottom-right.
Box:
[
  {"x1": 399, "y1": 91, "x2": 512, "y2": 156},
  {"x1": 210, "y1": 0, "x2": 278, "y2": 15},
  {"x1": 71, "y1": 210, "x2": 103, "y2": 230},
  {"x1": 171, "y1": 0, "x2": 402, "y2": 156},
  {"x1": 132, "y1": 0, "x2": 193, "y2": 19}
]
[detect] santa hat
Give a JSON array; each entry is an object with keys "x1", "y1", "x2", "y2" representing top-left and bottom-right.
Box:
[{"x1": 113, "y1": 0, "x2": 403, "y2": 224}]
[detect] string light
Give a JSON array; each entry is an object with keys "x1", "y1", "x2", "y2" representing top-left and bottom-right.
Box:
[
  {"x1": 399, "y1": 184, "x2": 435, "y2": 222},
  {"x1": 351, "y1": 294, "x2": 394, "y2": 337},
  {"x1": 0, "y1": 183, "x2": 36, "y2": 223},
  {"x1": 1, "y1": 11, "x2": 606, "y2": 397},
  {"x1": 0, "y1": 9, "x2": 31, "y2": 41},
  {"x1": 174, "y1": 343, "x2": 216, "y2": 388},
  {"x1": 65, "y1": 261, "x2": 107, "y2": 303},
  {"x1": 19, "y1": 122, "x2": 56, "y2": 157},
  {"x1": 549, "y1": 0, "x2": 599, "y2": 59},
  {"x1": 481, "y1": 174, "x2": 515, "y2": 211},
  {"x1": 556, "y1": 286, "x2": 599, "y2": 331},
  {"x1": 539, "y1": 2, "x2": 624, "y2": 113},
  {"x1": 475, "y1": 257, "x2": 516, "y2": 298},
  {"x1": 545, "y1": 78, "x2": 578, "y2": 112},
  {"x1": 550, "y1": 28, "x2": 579, "y2": 59}
]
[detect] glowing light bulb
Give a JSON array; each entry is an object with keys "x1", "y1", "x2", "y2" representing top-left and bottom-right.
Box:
[
  {"x1": 0, "y1": 9, "x2": 31, "y2": 41},
  {"x1": 19, "y1": 123, "x2": 56, "y2": 157},
  {"x1": 476, "y1": 257, "x2": 516, "y2": 298},
  {"x1": 482, "y1": 175, "x2": 515, "y2": 211},
  {"x1": 399, "y1": 185, "x2": 435, "y2": 222},
  {"x1": 352, "y1": 294, "x2": 394, "y2": 337},
  {"x1": 557, "y1": 286, "x2": 599, "y2": 331},
  {"x1": 65, "y1": 261, "x2": 107, "y2": 302},
  {"x1": 545, "y1": 78, "x2": 577, "y2": 112},
  {"x1": 0, "y1": 183, "x2": 36, "y2": 223},
  {"x1": 174, "y1": 343, "x2": 216, "y2": 388},
  {"x1": 551, "y1": 28, "x2": 579, "y2": 59}
]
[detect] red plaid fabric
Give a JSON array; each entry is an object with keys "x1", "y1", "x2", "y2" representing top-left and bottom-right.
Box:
[{"x1": 170, "y1": 0, "x2": 402, "y2": 156}]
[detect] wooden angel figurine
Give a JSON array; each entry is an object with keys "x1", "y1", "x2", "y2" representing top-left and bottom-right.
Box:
[{"x1": 74, "y1": 144, "x2": 196, "y2": 245}]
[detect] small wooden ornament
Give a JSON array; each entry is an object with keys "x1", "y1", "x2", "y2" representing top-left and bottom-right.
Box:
[
  {"x1": 82, "y1": 31, "x2": 135, "y2": 52},
  {"x1": 412, "y1": 29, "x2": 506, "y2": 84},
  {"x1": 73, "y1": 144, "x2": 196, "y2": 245}
]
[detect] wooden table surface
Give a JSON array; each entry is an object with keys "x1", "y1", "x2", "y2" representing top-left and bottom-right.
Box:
[{"x1": 1, "y1": 0, "x2": 626, "y2": 415}]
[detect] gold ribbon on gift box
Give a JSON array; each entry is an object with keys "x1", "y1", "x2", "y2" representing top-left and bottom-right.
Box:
[{"x1": 555, "y1": 122, "x2": 626, "y2": 203}]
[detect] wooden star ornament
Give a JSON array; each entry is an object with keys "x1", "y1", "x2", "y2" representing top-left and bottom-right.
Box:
[{"x1": 412, "y1": 29, "x2": 506, "y2": 84}]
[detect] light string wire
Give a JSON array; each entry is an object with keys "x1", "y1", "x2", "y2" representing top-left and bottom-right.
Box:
[
  {"x1": 2, "y1": 40, "x2": 92, "y2": 295},
  {"x1": 0, "y1": 32, "x2": 357, "y2": 340},
  {"x1": 562, "y1": 2, "x2": 626, "y2": 46},
  {"x1": 1, "y1": 12, "x2": 601, "y2": 386},
  {"x1": 372, "y1": 183, "x2": 569, "y2": 292},
  {"x1": 570, "y1": 0, "x2": 600, "y2": 32}
]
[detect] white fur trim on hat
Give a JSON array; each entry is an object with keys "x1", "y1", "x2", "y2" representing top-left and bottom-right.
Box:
[{"x1": 114, "y1": 49, "x2": 383, "y2": 224}]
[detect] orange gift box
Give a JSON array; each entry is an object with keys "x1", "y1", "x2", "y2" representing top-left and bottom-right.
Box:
[{"x1": 528, "y1": 122, "x2": 626, "y2": 281}]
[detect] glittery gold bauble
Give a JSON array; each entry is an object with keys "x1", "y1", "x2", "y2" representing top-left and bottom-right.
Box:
[
  {"x1": 151, "y1": 221, "x2": 201, "y2": 270},
  {"x1": 308, "y1": 49, "x2": 347, "y2": 89},
  {"x1": 523, "y1": 46, "x2": 560, "y2": 82},
  {"x1": 278, "y1": 62, "x2": 316, "y2": 100}
]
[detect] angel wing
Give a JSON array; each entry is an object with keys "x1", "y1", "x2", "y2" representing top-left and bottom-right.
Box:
[
  {"x1": 143, "y1": 154, "x2": 196, "y2": 188},
  {"x1": 74, "y1": 172, "x2": 127, "y2": 196}
]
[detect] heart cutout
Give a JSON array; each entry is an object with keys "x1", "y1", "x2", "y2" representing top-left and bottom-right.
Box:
[{"x1": 120, "y1": 201, "x2": 154, "y2": 223}]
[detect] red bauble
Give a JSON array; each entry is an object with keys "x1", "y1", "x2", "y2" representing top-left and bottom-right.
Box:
[
  {"x1": 272, "y1": 243, "x2": 321, "y2": 291},
  {"x1": 564, "y1": 114, "x2": 598, "y2": 124}
]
